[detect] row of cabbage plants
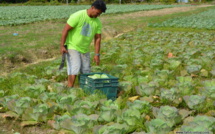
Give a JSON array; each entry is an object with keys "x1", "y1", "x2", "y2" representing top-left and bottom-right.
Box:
[
  {"x1": 148, "y1": 7, "x2": 215, "y2": 30},
  {"x1": 0, "y1": 29, "x2": 215, "y2": 133},
  {"x1": 0, "y1": 4, "x2": 190, "y2": 26}
]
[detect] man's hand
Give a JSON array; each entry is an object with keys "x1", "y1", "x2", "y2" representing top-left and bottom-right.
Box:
[
  {"x1": 93, "y1": 55, "x2": 100, "y2": 65},
  {"x1": 60, "y1": 45, "x2": 68, "y2": 54}
]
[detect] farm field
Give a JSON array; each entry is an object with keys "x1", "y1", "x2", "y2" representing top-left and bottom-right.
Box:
[
  {"x1": 0, "y1": 4, "x2": 215, "y2": 134},
  {"x1": 0, "y1": 4, "x2": 189, "y2": 26},
  {"x1": 148, "y1": 7, "x2": 215, "y2": 29}
]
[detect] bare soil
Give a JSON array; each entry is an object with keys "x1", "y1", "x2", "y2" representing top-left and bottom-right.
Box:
[{"x1": 0, "y1": 4, "x2": 213, "y2": 134}]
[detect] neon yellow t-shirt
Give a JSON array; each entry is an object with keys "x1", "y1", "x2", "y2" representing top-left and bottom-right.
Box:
[{"x1": 66, "y1": 10, "x2": 102, "y2": 53}]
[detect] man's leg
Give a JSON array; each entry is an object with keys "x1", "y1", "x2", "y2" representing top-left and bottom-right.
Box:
[
  {"x1": 66, "y1": 49, "x2": 81, "y2": 87},
  {"x1": 68, "y1": 75, "x2": 76, "y2": 87},
  {"x1": 80, "y1": 52, "x2": 91, "y2": 74}
]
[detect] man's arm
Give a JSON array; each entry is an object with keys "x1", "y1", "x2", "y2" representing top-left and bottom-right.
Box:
[
  {"x1": 94, "y1": 34, "x2": 101, "y2": 65},
  {"x1": 60, "y1": 23, "x2": 73, "y2": 54}
]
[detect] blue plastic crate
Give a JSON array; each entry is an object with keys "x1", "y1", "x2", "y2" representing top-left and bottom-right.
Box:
[{"x1": 80, "y1": 72, "x2": 119, "y2": 100}]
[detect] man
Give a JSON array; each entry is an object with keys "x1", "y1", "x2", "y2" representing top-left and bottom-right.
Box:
[{"x1": 60, "y1": 0, "x2": 107, "y2": 87}]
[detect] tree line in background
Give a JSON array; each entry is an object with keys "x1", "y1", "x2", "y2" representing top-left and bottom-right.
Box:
[
  {"x1": 2, "y1": 0, "x2": 133, "y2": 4},
  {"x1": 0, "y1": 0, "x2": 149, "y2": 3},
  {"x1": 0, "y1": 0, "x2": 214, "y2": 7},
  {"x1": 0, "y1": 0, "x2": 213, "y2": 4}
]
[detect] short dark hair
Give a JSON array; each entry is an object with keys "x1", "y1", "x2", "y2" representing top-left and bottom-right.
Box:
[{"x1": 91, "y1": 0, "x2": 107, "y2": 13}]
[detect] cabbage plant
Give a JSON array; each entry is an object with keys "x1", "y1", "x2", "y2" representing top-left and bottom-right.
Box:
[
  {"x1": 29, "y1": 104, "x2": 50, "y2": 121},
  {"x1": 53, "y1": 115, "x2": 71, "y2": 130},
  {"x1": 175, "y1": 76, "x2": 194, "y2": 95},
  {"x1": 0, "y1": 94, "x2": 19, "y2": 108},
  {"x1": 145, "y1": 118, "x2": 172, "y2": 134},
  {"x1": 191, "y1": 116, "x2": 215, "y2": 132},
  {"x1": 180, "y1": 125, "x2": 212, "y2": 133},
  {"x1": 59, "y1": 114, "x2": 98, "y2": 134},
  {"x1": 127, "y1": 100, "x2": 152, "y2": 114},
  {"x1": 67, "y1": 100, "x2": 98, "y2": 116},
  {"x1": 136, "y1": 75, "x2": 150, "y2": 84},
  {"x1": 119, "y1": 81, "x2": 133, "y2": 93},
  {"x1": 98, "y1": 100, "x2": 120, "y2": 122},
  {"x1": 154, "y1": 69, "x2": 173, "y2": 87},
  {"x1": 167, "y1": 59, "x2": 181, "y2": 70},
  {"x1": 38, "y1": 92, "x2": 57, "y2": 103},
  {"x1": 153, "y1": 106, "x2": 182, "y2": 127},
  {"x1": 22, "y1": 103, "x2": 53, "y2": 122},
  {"x1": 186, "y1": 64, "x2": 202, "y2": 74},
  {"x1": 160, "y1": 88, "x2": 181, "y2": 104},
  {"x1": 201, "y1": 80, "x2": 215, "y2": 99},
  {"x1": 136, "y1": 81, "x2": 159, "y2": 96},
  {"x1": 56, "y1": 94, "x2": 77, "y2": 109},
  {"x1": 48, "y1": 82, "x2": 65, "y2": 93},
  {"x1": 24, "y1": 84, "x2": 46, "y2": 98},
  {"x1": 97, "y1": 123, "x2": 127, "y2": 134},
  {"x1": 84, "y1": 93, "x2": 106, "y2": 102},
  {"x1": 179, "y1": 115, "x2": 215, "y2": 133},
  {"x1": 117, "y1": 109, "x2": 144, "y2": 133},
  {"x1": 183, "y1": 95, "x2": 206, "y2": 111},
  {"x1": 7, "y1": 97, "x2": 31, "y2": 115},
  {"x1": 150, "y1": 57, "x2": 164, "y2": 70}
]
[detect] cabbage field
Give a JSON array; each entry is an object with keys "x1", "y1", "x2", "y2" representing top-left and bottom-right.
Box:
[
  {"x1": 0, "y1": 4, "x2": 215, "y2": 134},
  {"x1": 148, "y1": 7, "x2": 215, "y2": 30},
  {"x1": 1, "y1": 29, "x2": 214, "y2": 133},
  {"x1": 0, "y1": 4, "x2": 189, "y2": 26}
]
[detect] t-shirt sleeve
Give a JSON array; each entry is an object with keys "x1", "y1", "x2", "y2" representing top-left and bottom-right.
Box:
[
  {"x1": 96, "y1": 20, "x2": 102, "y2": 34},
  {"x1": 67, "y1": 11, "x2": 81, "y2": 27}
]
